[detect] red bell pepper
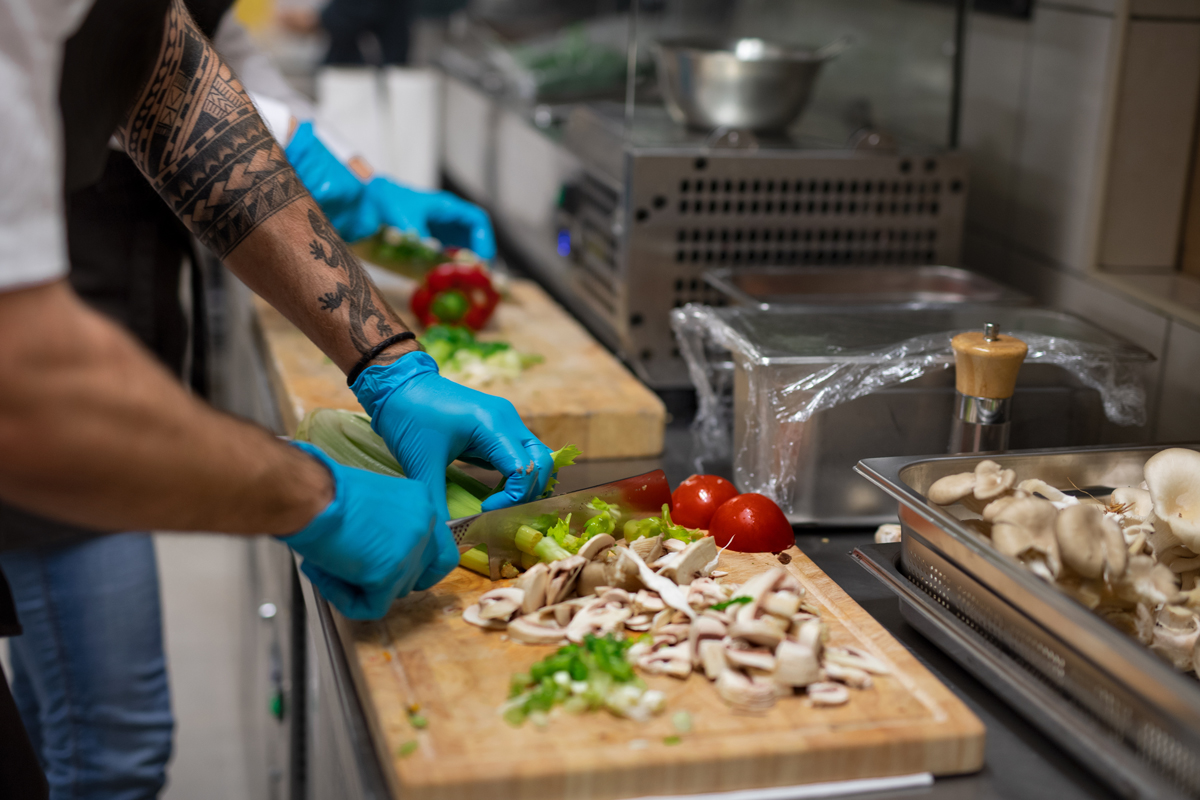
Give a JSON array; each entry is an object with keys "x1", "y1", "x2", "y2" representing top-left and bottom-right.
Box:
[{"x1": 410, "y1": 263, "x2": 500, "y2": 330}]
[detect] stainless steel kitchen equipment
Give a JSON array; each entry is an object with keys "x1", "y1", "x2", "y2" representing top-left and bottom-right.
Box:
[
  {"x1": 854, "y1": 445, "x2": 1200, "y2": 800},
  {"x1": 672, "y1": 304, "x2": 1154, "y2": 525},
  {"x1": 948, "y1": 323, "x2": 1028, "y2": 453},
  {"x1": 437, "y1": 0, "x2": 971, "y2": 389},
  {"x1": 703, "y1": 265, "x2": 1027, "y2": 309},
  {"x1": 654, "y1": 37, "x2": 843, "y2": 132}
]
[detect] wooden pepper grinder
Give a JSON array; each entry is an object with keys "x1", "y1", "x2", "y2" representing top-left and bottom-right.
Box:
[{"x1": 949, "y1": 322, "x2": 1028, "y2": 453}]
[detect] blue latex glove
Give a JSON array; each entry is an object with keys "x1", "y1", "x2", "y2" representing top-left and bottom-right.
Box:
[
  {"x1": 285, "y1": 121, "x2": 496, "y2": 258},
  {"x1": 352, "y1": 353, "x2": 555, "y2": 525},
  {"x1": 281, "y1": 442, "x2": 458, "y2": 619}
]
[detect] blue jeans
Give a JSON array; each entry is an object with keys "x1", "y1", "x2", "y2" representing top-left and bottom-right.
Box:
[{"x1": 0, "y1": 533, "x2": 173, "y2": 800}]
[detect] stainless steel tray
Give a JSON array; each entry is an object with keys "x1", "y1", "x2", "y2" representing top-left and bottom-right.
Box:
[{"x1": 855, "y1": 444, "x2": 1200, "y2": 798}]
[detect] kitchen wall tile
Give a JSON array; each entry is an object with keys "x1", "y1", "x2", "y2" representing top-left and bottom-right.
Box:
[
  {"x1": 1130, "y1": 0, "x2": 1200, "y2": 19},
  {"x1": 959, "y1": 14, "x2": 1033, "y2": 236},
  {"x1": 1157, "y1": 320, "x2": 1200, "y2": 441},
  {"x1": 1011, "y1": 8, "x2": 1116, "y2": 270},
  {"x1": 1100, "y1": 21, "x2": 1200, "y2": 269}
]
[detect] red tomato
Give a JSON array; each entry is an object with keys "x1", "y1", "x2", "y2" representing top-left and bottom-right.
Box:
[
  {"x1": 671, "y1": 474, "x2": 739, "y2": 529},
  {"x1": 709, "y1": 494, "x2": 794, "y2": 553}
]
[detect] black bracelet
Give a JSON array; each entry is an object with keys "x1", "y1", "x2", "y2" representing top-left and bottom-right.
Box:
[{"x1": 346, "y1": 331, "x2": 420, "y2": 386}]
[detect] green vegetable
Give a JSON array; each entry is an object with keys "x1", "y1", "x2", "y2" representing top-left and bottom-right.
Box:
[
  {"x1": 408, "y1": 713, "x2": 429, "y2": 730},
  {"x1": 663, "y1": 735, "x2": 682, "y2": 746},
  {"x1": 622, "y1": 504, "x2": 703, "y2": 543},
  {"x1": 623, "y1": 517, "x2": 662, "y2": 542},
  {"x1": 672, "y1": 710, "x2": 693, "y2": 733},
  {"x1": 542, "y1": 444, "x2": 582, "y2": 497},
  {"x1": 583, "y1": 497, "x2": 621, "y2": 538},
  {"x1": 429, "y1": 289, "x2": 470, "y2": 323},
  {"x1": 514, "y1": 525, "x2": 544, "y2": 555},
  {"x1": 709, "y1": 596, "x2": 753, "y2": 612},
  {"x1": 459, "y1": 546, "x2": 490, "y2": 576},
  {"x1": 502, "y1": 634, "x2": 658, "y2": 727},
  {"x1": 396, "y1": 740, "x2": 420, "y2": 757},
  {"x1": 418, "y1": 324, "x2": 543, "y2": 382}
]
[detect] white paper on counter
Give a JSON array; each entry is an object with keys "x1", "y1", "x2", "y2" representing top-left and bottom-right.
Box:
[{"x1": 632, "y1": 772, "x2": 934, "y2": 800}]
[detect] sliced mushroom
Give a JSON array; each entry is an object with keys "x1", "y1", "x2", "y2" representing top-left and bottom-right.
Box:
[
  {"x1": 637, "y1": 644, "x2": 692, "y2": 678},
  {"x1": 662, "y1": 538, "x2": 688, "y2": 553},
  {"x1": 660, "y1": 537, "x2": 718, "y2": 586},
  {"x1": 545, "y1": 555, "x2": 587, "y2": 605},
  {"x1": 462, "y1": 603, "x2": 507, "y2": 630},
  {"x1": 566, "y1": 603, "x2": 631, "y2": 644},
  {"x1": 1150, "y1": 606, "x2": 1200, "y2": 672},
  {"x1": 774, "y1": 633, "x2": 821, "y2": 688},
  {"x1": 625, "y1": 615, "x2": 652, "y2": 632},
  {"x1": 762, "y1": 591, "x2": 802, "y2": 620},
  {"x1": 477, "y1": 587, "x2": 525, "y2": 621},
  {"x1": 822, "y1": 645, "x2": 890, "y2": 675},
  {"x1": 515, "y1": 562, "x2": 550, "y2": 614},
  {"x1": 629, "y1": 535, "x2": 663, "y2": 564},
  {"x1": 506, "y1": 611, "x2": 568, "y2": 644},
  {"x1": 715, "y1": 668, "x2": 776, "y2": 711},
  {"x1": 1144, "y1": 448, "x2": 1200, "y2": 551},
  {"x1": 576, "y1": 561, "x2": 611, "y2": 597},
  {"x1": 578, "y1": 534, "x2": 616, "y2": 562},
  {"x1": 687, "y1": 578, "x2": 728, "y2": 608},
  {"x1": 633, "y1": 590, "x2": 666, "y2": 615},
  {"x1": 807, "y1": 682, "x2": 850, "y2": 707},
  {"x1": 927, "y1": 472, "x2": 976, "y2": 506},
  {"x1": 973, "y1": 460, "x2": 1017, "y2": 501},
  {"x1": 617, "y1": 547, "x2": 696, "y2": 620},
  {"x1": 723, "y1": 648, "x2": 776, "y2": 673},
  {"x1": 822, "y1": 660, "x2": 873, "y2": 689},
  {"x1": 698, "y1": 639, "x2": 727, "y2": 680},
  {"x1": 687, "y1": 615, "x2": 727, "y2": 664},
  {"x1": 728, "y1": 616, "x2": 787, "y2": 649}
]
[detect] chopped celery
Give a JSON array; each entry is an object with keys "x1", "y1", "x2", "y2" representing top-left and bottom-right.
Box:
[
  {"x1": 459, "y1": 546, "x2": 490, "y2": 576},
  {"x1": 541, "y1": 444, "x2": 582, "y2": 497},
  {"x1": 514, "y1": 525, "x2": 544, "y2": 555},
  {"x1": 583, "y1": 498, "x2": 620, "y2": 539},
  {"x1": 533, "y1": 537, "x2": 572, "y2": 563},
  {"x1": 623, "y1": 517, "x2": 662, "y2": 542}
]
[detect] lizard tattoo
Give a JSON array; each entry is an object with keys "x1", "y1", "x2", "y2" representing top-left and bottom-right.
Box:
[{"x1": 308, "y1": 210, "x2": 394, "y2": 353}]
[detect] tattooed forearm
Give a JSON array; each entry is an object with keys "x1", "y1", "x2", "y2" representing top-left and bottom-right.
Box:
[
  {"x1": 117, "y1": 0, "x2": 304, "y2": 258},
  {"x1": 307, "y1": 210, "x2": 395, "y2": 352}
]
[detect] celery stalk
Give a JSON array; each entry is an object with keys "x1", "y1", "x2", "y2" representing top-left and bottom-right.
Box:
[
  {"x1": 459, "y1": 546, "x2": 490, "y2": 576},
  {"x1": 534, "y1": 537, "x2": 572, "y2": 563},
  {"x1": 515, "y1": 525, "x2": 544, "y2": 555}
]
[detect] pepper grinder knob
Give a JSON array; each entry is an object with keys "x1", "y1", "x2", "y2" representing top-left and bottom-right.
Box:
[{"x1": 949, "y1": 323, "x2": 1028, "y2": 453}]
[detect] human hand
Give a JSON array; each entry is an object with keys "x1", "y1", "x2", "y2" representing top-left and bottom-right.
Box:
[
  {"x1": 363, "y1": 178, "x2": 496, "y2": 260},
  {"x1": 281, "y1": 442, "x2": 458, "y2": 619},
  {"x1": 352, "y1": 353, "x2": 553, "y2": 524}
]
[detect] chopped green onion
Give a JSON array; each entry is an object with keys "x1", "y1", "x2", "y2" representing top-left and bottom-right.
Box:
[
  {"x1": 663, "y1": 735, "x2": 682, "y2": 746},
  {"x1": 710, "y1": 596, "x2": 753, "y2": 612},
  {"x1": 397, "y1": 740, "x2": 419, "y2": 757}
]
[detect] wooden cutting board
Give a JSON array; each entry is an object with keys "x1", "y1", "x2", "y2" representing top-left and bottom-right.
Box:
[
  {"x1": 253, "y1": 276, "x2": 665, "y2": 459},
  {"x1": 335, "y1": 547, "x2": 985, "y2": 800}
]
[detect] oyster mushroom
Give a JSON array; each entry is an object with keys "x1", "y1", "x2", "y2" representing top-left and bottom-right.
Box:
[
  {"x1": 462, "y1": 603, "x2": 507, "y2": 630},
  {"x1": 983, "y1": 493, "x2": 1027, "y2": 522},
  {"x1": 1110, "y1": 487, "x2": 1154, "y2": 520},
  {"x1": 1150, "y1": 606, "x2": 1200, "y2": 672},
  {"x1": 660, "y1": 537, "x2": 718, "y2": 586},
  {"x1": 578, "y1": 534, "x2": 616, "y2": 562},
  {"x1": 515, "y1": 562, "x2": 550, "y2": 614},
  {"x1": 927, "y1": 472, "x2": 976, "y2": 506},
  {"x1": 1117, "y1": 555, "x2": 1179, "y2": 607},
  {"x1": 1144, "y1": 448, "x2": 1200, "y2": 551},
  {"x1": 477, "y1": 587, "x2": 525, "y2": 621},
  {"x1": 715, "y1": 668, "x2": 776, "y2": 711},
  {"x1": 1017, "y1": 479, "x2": 1071, "y2": 505},
  {"x1": 1056, "y1": 504, "x2": 1109, "y2": 580},
  {"x1": 629, "y1": 535, "x2": 663, "y2": 564},
  {"x1": 807, "y1": 682, "x2": 850, "y2": 707},
  {"x1": 545, "y1": 555, "x2": 587, "y2": 605},
  {"x1": 973, "y1": 460, "x2": 1017, "y2": 501},
  {"x1": 991, "y1": 497, "x2": 1061, "y2": 578}
]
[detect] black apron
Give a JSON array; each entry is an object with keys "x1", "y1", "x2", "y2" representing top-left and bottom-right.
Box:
[{"x1": 1, "y1": 2, "x2": 232, "y2": 794}]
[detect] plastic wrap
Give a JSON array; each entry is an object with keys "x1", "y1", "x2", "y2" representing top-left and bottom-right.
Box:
[{"x1": 671, "y1": 304, "x2": 1152, "y2": 519}]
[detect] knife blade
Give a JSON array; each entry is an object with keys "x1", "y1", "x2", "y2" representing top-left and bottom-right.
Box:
[{"x1": 451, "y1": 470, "x2": 671, "y2": 580}]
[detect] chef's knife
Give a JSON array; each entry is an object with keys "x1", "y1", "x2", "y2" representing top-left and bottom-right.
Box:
[{"x1": 451, "y1": 470, "x2": 671, "y2": 580}]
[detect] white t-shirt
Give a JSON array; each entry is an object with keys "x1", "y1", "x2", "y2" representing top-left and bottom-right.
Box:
[{"x1": 0, "y1": 0, "x2": 94, "y2": 293}]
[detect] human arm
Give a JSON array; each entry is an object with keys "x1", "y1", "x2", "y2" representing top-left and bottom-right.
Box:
[{"x1": 118, "y1": 0, "x2": 547, "y2": 519}]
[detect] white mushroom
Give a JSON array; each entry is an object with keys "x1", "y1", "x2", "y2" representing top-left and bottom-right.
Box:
[
  {"x1": 715, "y1": 668, "x2": 776, "y2": 711},
  {"x1": 807, "y1": 682, "x2": 850, "y2": 707},
  {"x1": 762, "y1": 591, "x2": 803, "y2": 620},
  {"x1": 822, "y1": 661, "x2": 873, "y2": 689},
  {"x1": 773, "y1": 623, "x2": 822, "y2": 688},
  {"x1": 625, "y1": 615, "x2": 652, "y2": 632},
  {"x1": 927, "y1": 472, "x2": 976, "y2": 506},
  {"x1": 728, "y1": 615, "x2": 787, "y2": 649},
  {"x1": 637, "y1": 644, "x2": 692, "y2": 678},
  {"x1": 723, "y1": 648, "x2": 777, "y2": 673},
  {"x1": 873, "y1": 524, "x2": 901, "y2": 544},
  {"x1": 462, "y1": 603, "x2": 507, "y2": 630},
  {"x1": 686, "y1": 615, "x2": 727, "y2": 664},
  {"x1": 660, "y1": 537, "x2": 718, "y2": 586},
  {"x1": 617, "y1": 547, "x2": 696, "y2": 620},
  {"x1": 662, "y1": 538, "x2": 688, "y2": 553},
  {"x1": 545, "y1": 555, "x2": 588, "y2": 605},
  {"x1": 973, "y1": 460, "x2": 1017, "y2": 501},
  {"x1": 515, "y1": 562, "x2": 550, "y2": 614},
  {"x1": 565, "y1": 601, "x2": 631, "y2": 644},
  {"x1": 698, "y1": 639, "x2": 727, "y2": 680},
  {"x1": 578, "y1": 534, "x2": 616, "y2": 562},
  {"x1": 576, "y1": 561, "x2": 611, "y2": 597},
  {"x1": 629, "y1": 535, "x2": 663, "y2": 563},
  {"x1": 477, "y1": 587, "x2": 525, "y2": 621},
  {"x1": 632, "y1": 590, "x2": 666, "y2": 615},
  {"x1": 822, "y1": 645, "x2": 890, "y2": 675},
  {"x1": 1144, "y1": 448, "x2": 1200, "y2": 551},
  {"x1": 506, "y1": 610, "x2": 568, "y2": 644}
]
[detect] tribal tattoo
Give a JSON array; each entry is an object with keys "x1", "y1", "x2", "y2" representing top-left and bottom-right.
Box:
[
  {"x1": 118, "y1": 0, "x2": 305, "y2": 258},
  {"x1": 307, "y1": 210, "x2": 394, "y2": 353}
]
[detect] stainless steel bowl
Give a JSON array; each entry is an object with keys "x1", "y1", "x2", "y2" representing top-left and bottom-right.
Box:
[{"x1": 654, "y1": 37, "x2": 842, "y2": 133}]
